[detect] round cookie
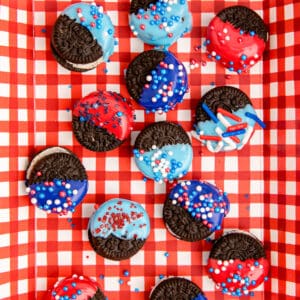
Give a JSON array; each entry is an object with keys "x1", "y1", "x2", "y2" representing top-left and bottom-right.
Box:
[
  {"x1": 150, "y1": 277, "x2": 207, "y2": 300},
  {"x1": 25, "y1": 147, "x2": 88, "y2": 215},
  {"x1": 207, "y1": 231, "x2": 269, "y2": 297},
  {"x1": 72, "y1": 90, "x2": 134, "y2": 152},
  {"x1": 51, "y1": 2, "x2": 116, "y2": 72},
  {"x1": 205, "y1": 5, "x2": 268, "y2": 73},
  {"x1": 129, "y1": 0, "x2": 192, "y2": 48},
  {"x1": 192, "y1": 86, "x2": 265, "y2": 152},
  {"x1": 47, "y1": 274, "x2": 106, "y2": 300},
  {"x1": 133, "y1": 121, "x2": 193, "y2": 183},
  {"x1": 163, "y1": 180, "x2": 230, "y2": 241},
  {"x1": 88, "y1": 198, "x2": 150, "y2": 261},
  {"x1": 126, "y1": 50, "x2": 188, "y2": 114}
]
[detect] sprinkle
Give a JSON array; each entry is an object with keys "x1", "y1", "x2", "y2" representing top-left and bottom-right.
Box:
[
  {"x1": 217, "y1": 108, "x2": 242, "y2": 122},
  {"x1": 202, "y1": 103, "x2": 218, "y2": 123},
  {"x1": 227, "y1": 123, "x2": 248, "y2": 132},
  {"x1": 123, "y1": 270, "x2": 130, "y2": 276},
  {"x1": 164, "y1": 252, "x2": 169, "y2": 257},
  {"x1": 118, "y1": 279, "x2": 124, "y2": 284},
  {"x1": 245, "y1": 112, "x2": 266, "y2": 128},
  {"x1": 222, "y1": 129, "x2": 246, "y2": 137},
  {"x1": 200, "y1": 135, "x2": 222, "y2": 141}
]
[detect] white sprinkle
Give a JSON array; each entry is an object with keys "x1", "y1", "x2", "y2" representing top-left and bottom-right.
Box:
[
  {"x1": 26, "y1": 187, "x2": 30, "y2": 193},
  {"x1": 223, "y1": 28, "x2": 228, "y2": 34},
  {"x1": 153, "y1": 168, "x2": 159, "y2": 173},
  {"x1": 162, "y1": 97, "x2": 168, "y2": 102},
  {"x1": 54, "y1": 199, "x2": 61, "y2": 205},
  {"x1": 250, "y1": 60, "x2": 255, "y2": 65},
  {"x1": 46, "y1": 200, "x2": 52, "y2": 205},
  {"x1": 78, "y1": 13, "x2": 83, "y2": 18},
  {"x1": 220, "y1": 208, "x2": 225, "y2": 213},
  {"x1": 223, "y1": 260, "x2": 229, "y2": 266},
  {"x1": 254, "y1": 54, "x2": 259, "y2": 59},
  {"x1": 211, "y1": 51, "x2": 216, "y2": 56},
  {"x1": 207, "y1": 212, "x2": 213, "y2": 218},
  {"x1": 146, "y1": 75, "x2": 152, "y2": 82},
  {"x1": 73, "y1": 189, "x2": 78, "y2": 195},
  {"x1": 168, "y1": 64, "x2": 174, "y2": 70},
  {"x1": 163, "y1": 84, "x2": 168, "y2": 90},
  {"x1": 152, "y1": 145, "x2": 157, "y2": 150},
  {"x1": 98, "y1": 6, "x2": 103, "y2": 13},
  {"x1": 178, "y1": 71, "x2": 183, "y2": 77},
  {"x1": 190, "y1": 65, "x2": 195, "y2": 70},
  {"x1": 55, "y1": 295, "x2": 60, "y2": 300},
  {"x1": 233, "y1": 278, "x2": 237, "y2": 283},
  {"x1": 178, "y1": 91, "x2": 183, "y2": 95},
  {"x1": 229, "y1": 259, "x2": 234, "y2": 264},
  {"x1": 47, "y1": 210, "x2": 51, "y2": 214},
  {"x1": 65, "y1": 183, "x2": 71, "y2": 189},
  {"x1": 31, "y1": 198, "x2": 37, "y2": 204},
  {"x1": 63, "y1": 203, "x2": 68, "y2": 208},
  {"x1": 178, "y1": 65, "x2": 183, "y2": 70},
  {"x1": 152, "y1": 97, "x2": 157, "y2": 102},
  {"x1": 217, "y1": 260, "x2": 222, "y2": 265},
  {"x1": 158, "y1": 89, "x2": 163, "y2": 94},
  {"x1": 163, "y1": 22, "x2": 168, "y2": 27},
  {"x1": 174, "y1": 193, "x2": 179, "y2": 198},
  {"x1": 172, "y1": 200, "x2": 177, "y2": 205},
  {"x1": 165, "y1": 27, "x2": 171, "y2": 32},
  {"x1": 225, "y1": 35, "x2": 230, "y2": 41},
  {"x1": 166, "y1": 6, "x2": 171, "y2": 12},
  {"x1": 56, "y1": 207, "x2": 62, "y2": 212},
  {"x1": 185, "y1": 201, "x2": 190, "y2": 206},
  {"x1": 168, "y1": 151, "x2": 173, "y2": 156},
  {"x1": 181, "y1": 182, "x2": 186, "y2": 186},
  {"x1": 195, "y1": 63, "x2": 199, "y2": 68},
  {"x1": 151, "y1": 162, "x2": 155, "y2": 166},
  {"x1": 186, "y1": 181, "x2": 191, "y2": 185},
  {"x1": 250, "y1": 266, "x2": 255, "y2": 271},
  {"x1": 133, "y1": 31, "x2": 138, "y2": 36},
  {"x1": 72, "y1": 274, "x2": 78, "y2": 278},
  {"x1": 206, "y1": 207, "x2": 210, "y2": 212},
  {"x1": 202, "y1": 214, "x2": 207, "y2": 220},
  {"x1": 130, "y1": 25, "x2": 135, "y2": 30},
  {"x1": 79, "y1": 276, "x2": 84, "y2": 280},
  {"x1": 196, "y1": 185, "x2": 202, "y2": 192},
  {"x1": 199, "y1": 195, "x2": 204, "y2": 201},
  {"x1": 214, "y1": 269, "x2": 220, "y2": 274},
  {"x1": 139, "y1": 156, "x2": 143, "y2": 161},
  {"x1": 157, "y1": 150, "x2": 162, "y2": 155},
  {"x1": 221, "y1": 266, "x2": 227, "y2": 271}
]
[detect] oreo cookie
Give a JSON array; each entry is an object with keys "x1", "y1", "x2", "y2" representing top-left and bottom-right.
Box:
[
  {"x1": 72, "y1": 90, "x2": 134, "y2": 152},
  {"x1": 129, "y1": 0, "x2": 192, "y2": 48},
  {"x1": 133, "y1": 121, "x2": 193, "y2": 183},
  {"x1": 88, "y1": 198, "x2": 150, "y2": 261},
  {"x1": 47, "y1": 274, "x2": 106, "y2": 300},
  {"x1": 207, "y1": 231, "x2": 269, "y2": 297},
  {"x1": 25, "y1": 147, "x2": 88, "y2": 215},
  {"x1": 163, "y1": 180, "x2": 230, "y2": 241},
  {"x1": 205, "y1": 5, "x2": 268, "y2": 73},
  {"x1": 51, "y1": 2, "x2": 116, "y2": 72},
  {"x1": 150, "y1": 277, "x2": 207, "y2": 300},
  {"x1": 192, "y1": 86, "x2": 265, "y2": 152},
  {"x1": 126, "y1": 50, "x2": 188, "y2": 113}
]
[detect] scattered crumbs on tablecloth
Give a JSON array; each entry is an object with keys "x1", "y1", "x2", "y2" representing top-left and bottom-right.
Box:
[
  {"x1": 68, "y1": 84, "x2": 72, "y2": 88},
  {"x1": 118, "y1": 279, "x2": 124, "y2": 285},
  {"x1": 210, "y1": 81, "x2": 215, "y2": 86},
  {"x1": 159, "y1": 274, "x2": 164, "y2": 280},
  {"x1": 41, "y1": 28, "x2": 46, "y2": 33},
  {"x1": 99, "y1": 274, "x2": 105, "y2": 280},
  {"x1": 103, "y1": 68, "x2": 108, "y2": 74},
  {"x1": 134, "y1": 287, "x2": 139, "y2": 292},
  {"x1": 143, "y1": 177, "x2": 148, "y2": 182},
  {"x1": 123, "y1": 270, "x2": 130, "y2": 277},
  {"x1": 244, "y1": 193, "x2": 249, "y2": 199},
  {"x1": 164, "y1": 252, "x2": 169, "y2": 258},
  {"x1": 225, "y1": 74, "x2": 232, "y2": 79}
]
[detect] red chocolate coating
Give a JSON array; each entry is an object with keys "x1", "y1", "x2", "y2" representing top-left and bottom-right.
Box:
[
  {"x1": 48, "y1": 274, "x2": 102, "y2": 299},
  {"x1": 207, "y1": 257, "x2": 269, "y2": 295},
  {"x1": 73, "y1": 91, "x2": 133, "y2": 141},
  {"x1": 206, "y1": 17, "x2": 266, "y2": 72}
]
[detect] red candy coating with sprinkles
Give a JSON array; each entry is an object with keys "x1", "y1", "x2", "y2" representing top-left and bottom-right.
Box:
[
  {"x1": 207, "y1": 257, "x2": 269, "y2": 294},
  {"x1": 73, "y1": 90, "x2": 133, "y2": 141},
  {"x1": 48, "y1": 274, "x2": 103, "y2": 300},
  {"x1": 206, "y1": 17, "x2": 266, "y2": 73}
]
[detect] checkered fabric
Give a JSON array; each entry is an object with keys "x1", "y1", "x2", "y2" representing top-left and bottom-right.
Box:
[{"x1": 0, "y1": 0, "x2": 298, "y2": 299}]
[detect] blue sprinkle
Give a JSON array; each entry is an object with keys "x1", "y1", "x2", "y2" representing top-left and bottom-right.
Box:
[
  {"x1": 237, "y1": 69, "x2": 242, "y2": 74},
  {"x1": 119, "y1": 279, "x2": 124, "y2": 284},
  {"x1": 41, "y1": 28, "x2": 46, "y2": 33},
  {"x1": 240, "y1": 30, "x2": 244, "y2": 35},
  {"x1": 250, "y1": 291, "x2": 255, "y2": 296},
  {"x1": 76, "y1": 290, "x2": 82, "y2": 295},
  {"x1": 245, "y1": 112, "x2": 266, "y2": 129},
  {"x1": 202, "y1": 102, "x2": 218, "y2": 123},
  {"x1": 138, "y1": 8, "x2": 144, "y2": 14},
  {"x1": 208, "y1": 267, "x2": 214, "y2": 273},
  {"x1": 71, "y1": 295, "x2": 77, "y2": 299},
  {"x1": 254, "y1": 261, "x2": 259, "y2": 267},
  {"x1": 241, "y1": 54, "x2": 247, "y2": 61},
  {"x1": 143, "y1": 177, "x2": 148, "y2": 182},
  {"x1": 264, "y1": 276, "x2": 269, "y2": 281},
  {"x1": 134, "y1": 288, "x2": 139, "y2": 292},
  {"x1": 164, "y1": 252, "x2": 169, "y2": 257},
  {"x1": 215, "y1": 55, "x2": 221, "y2": 60},
  {"x1": 237, "y1": 264, "x2": 243, "y2": 270},
  {"x1": 250, "y1": 31, "x2": 255, "y2": 36},
  {"x1": 107, "y1": 28, "x2": 113, "y2": 35},
  {"x1": 123, "y1": 270, "x2": 129, "y2": 276},
  {"x1": 116, "y1": 111, "x2": 123, "y2": 117},
  {"x1": 63, "y1": 286, "x2": 68, "y2": 291},
  {"x1": 159, "y1": 274, "x2": 164, "y2": 279}
]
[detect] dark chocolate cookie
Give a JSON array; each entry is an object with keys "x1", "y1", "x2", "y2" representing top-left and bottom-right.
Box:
[
  {"x1": 72, "y1": 90, "x2": 133, "y2": 152},
  {"x1": 205, "y1": 5, "x2": 268, "y2": 73},
  {"x1": 88, "y1": 199, "x2": 150, "y2": 261},
  {"x1": 150, "y1": 277, "x2": 207, "y2": 300},
  {"x1": 193, "y1": 86, "x2": 265, "y2": 152},
  {"x1": 25, "y1": 147, "x2": 88, "y2": 215},
  {"x1": 133, "y1": 121, "x2": 193, "y2": 182},
  {"x1": 163, "y1": 180, "x2": 230, "y2": 241},
  {"x1": 51, "y1": 2, "x2": 115, "y2": 72},
  {"x1": 47, "y1": 274, "x2": 106, "y2": 300},
  {"x1": 207, "y1": 231, "x2": 270, "y2": 297},
  {"x1": 126, "y1": 50, "x2": 188, "y2": 113}
]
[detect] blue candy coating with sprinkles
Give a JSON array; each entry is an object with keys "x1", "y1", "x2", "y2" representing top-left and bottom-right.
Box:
[{"x1": 168, "y1": 180, "x2": 230, "y2": 232}]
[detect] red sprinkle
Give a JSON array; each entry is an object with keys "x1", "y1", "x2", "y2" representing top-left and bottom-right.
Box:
[
  {"x1": 168, "y1": 33, "x2": 173, "y2": 38},
  {"x1": 227, "y1": 123, "x2": 248, "y2": 132},
  {"x1": 237, "y1": 37, "x2": 243, "y2": 43},
  {"x1": 144, "y1": 14, "x2": 149, "y2": 19},
  {"x1": 77, "y1": 8, "x2": 82, "y2": 13},
  {"x1": 217, "y1": 108, "x2": 242, "y2": 122},
  {"x1": 93, "y1": 15, "x2": 98, "y2": 19},
  {"x1": 137, "y1": 14, "x2": 142, "y2": 19},
  {"x1": 159, "y1": 24, "x2": 164, "y2": 29},
  {"x1": 151, "y1": 5, "x2": 156, "y2": 10},
  {"x1": 140, "y1": 24, "x2": 145, "y2": 30},
  {"x1": 37, "y1": 171, "x2": 42, "y2": 176},
  {"x1": 154, "y1": 14, "x2": 159, "y2": 20},
  {"x1": 230, "y1": 136, "x2": 240, "y2": 143},
  {"x1": 80, "y1": 17, "x2": 86, "y2": 22},
  {"x1": 90, "y1": 22, "x2": 96, "y2": 27},
  {"x1": 59, "y1": 191, "x2": 66, "y2": 198}
]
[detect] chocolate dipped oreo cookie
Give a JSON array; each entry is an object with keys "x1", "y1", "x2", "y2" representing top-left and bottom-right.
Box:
[
  {"x1": 129, "y1": 0, "x2": 192, "y2": 48},
  {"x1": 126, "y1": 50, "x2": 188, "y2": 113},
  {"x1": 25, "y1": 147, "x2": 88, "y2": 215},
  {"x1": 51, "y1": 2, "x2": 116, "y2": 72},
  {"x1": 207, "y1": 231, "x2": 269, "y2": 297},
  {"x1": 163, "y1": 180, "x2": 230, "y2": 241},
  {"x1": 133, "y1": 121, "x2": 193, "y2": 183},
  {"x1": 193, "y1": 86, "x2": 265, "y2": 152},
  {"x1": 72, "y1": 90, "x2": 133, "y2": 152},
  {"x1": 47, "y1": 274, "x2": 106, "y2": 300},
  {"x1": 88, "y1": 198, "x2": 150, "y2": 261},
  {"x1": 205, "y1": 5, "x2": 268, "y2": 73},
  {"x1": 150, "y1": 277, "x2": 207, "y2": 300}
]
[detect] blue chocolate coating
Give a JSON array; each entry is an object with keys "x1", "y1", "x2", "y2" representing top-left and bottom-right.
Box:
[
  {"x1": 89, "y1": 198, "x2": 150, "y2": 240},
  {"x1": 134, "y1": 144, "x2": 193, "y2": 182},
  {"x1": 169, "y1": 180, "x2": 230, "y2": 232},
  {"x1": 129, "y1": 0, "x2": 192, "y2": 48},
  {"x1": 139, "y1": 51, "x2": 188, "y2": 113},
  {"x1": 63, "y1": 2, "x2": 116, "y2": 62},
  {"x1": 27, "y1": 179, "x2": 88, "y2": 214}
]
